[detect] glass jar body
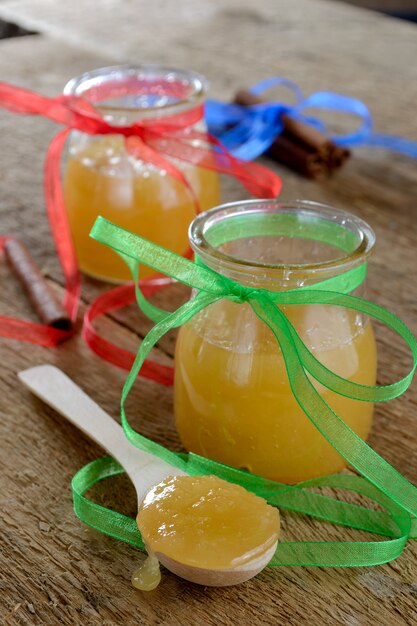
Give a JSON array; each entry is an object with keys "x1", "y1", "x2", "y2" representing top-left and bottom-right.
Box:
[
  {"x1": 173, "y1": 201, "x2": 377, "y2": 484},
  {"x1": 63, "y1": 66, "x2": 220, "y2": 282}
]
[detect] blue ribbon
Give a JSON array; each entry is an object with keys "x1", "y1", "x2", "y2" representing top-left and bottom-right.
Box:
[{"x1": 205, "y1": 77, "x2": 417, "y2": 161}]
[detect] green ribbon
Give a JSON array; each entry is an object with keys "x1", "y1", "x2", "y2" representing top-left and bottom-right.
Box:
[{"x1": 72, "y1": 214, "x2": 417, "y2": 568}]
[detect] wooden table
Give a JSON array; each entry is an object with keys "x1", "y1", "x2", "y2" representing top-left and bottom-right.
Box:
[{"x1": 1, "y1": 1, "x2": 417, "y2": 624}]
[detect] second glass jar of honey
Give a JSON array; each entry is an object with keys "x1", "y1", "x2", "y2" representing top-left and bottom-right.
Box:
[
  {"x1": 63, "y1": 65, "x2": 220, "y2": 282},
  {"x1": 174, "y1": 200, "x2": 377, "y2": 484}
]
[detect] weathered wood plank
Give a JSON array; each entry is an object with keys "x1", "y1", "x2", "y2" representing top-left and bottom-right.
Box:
[{"x1": 1, "y1": 2, "x2": 417, "y2": 622}]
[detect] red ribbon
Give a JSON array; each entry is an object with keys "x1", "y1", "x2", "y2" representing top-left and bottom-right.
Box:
[{"x1": 0, "y1": 81, "x2": 282, "y2": 383}]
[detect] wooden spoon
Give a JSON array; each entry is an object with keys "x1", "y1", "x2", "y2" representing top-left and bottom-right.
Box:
[{"x1": 18, "y1": 364, "x2": 277, "y2": 586}]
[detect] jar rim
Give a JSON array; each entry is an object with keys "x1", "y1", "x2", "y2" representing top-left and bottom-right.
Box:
[
  {"x1": 189, "y1": 199, "x2": 375, "y2": 285},
  {"x1": 63, "y1": 64, "x2": 207, "y2": 116}
]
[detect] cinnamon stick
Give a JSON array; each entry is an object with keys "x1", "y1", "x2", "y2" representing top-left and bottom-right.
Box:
[
  {"x1": 267, "y1": 134, "x2": 329, "y2": 180},
  {"x1": 4, "y1": 238, "x2": 72, "y2": 330},
  {"x1": 233, "y1": 89, "x2": 350, "y2": 178}
]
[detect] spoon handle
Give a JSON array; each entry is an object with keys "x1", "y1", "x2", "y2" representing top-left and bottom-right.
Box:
[{"x1": 18, "y1": 365, "x2": 184, "y2": 502}]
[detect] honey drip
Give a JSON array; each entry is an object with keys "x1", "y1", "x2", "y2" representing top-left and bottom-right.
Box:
[{"x1": 131, "y1": 554, "x2": 161, "y2": 591}]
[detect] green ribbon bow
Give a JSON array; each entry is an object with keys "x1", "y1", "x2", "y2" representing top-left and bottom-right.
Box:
[{"x1": 72, "y1": 213, "x2": 417, "y2": 568}]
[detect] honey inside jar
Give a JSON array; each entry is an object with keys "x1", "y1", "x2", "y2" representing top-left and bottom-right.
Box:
[
  {"x1": 137, "y1": 474, "x2": 280, "y2": 571},
  {"x1": 64, "y1": 136, "x2": 220, "y2": 281},
  {"x1": 63, "y1": 65, "x2": 220, "y2": 282},
  {"x1": 174, "y1": 301, "x2": 376, "y2": 484},
  {"x1": 174, "y1": 201, "x2": 377, "y2": 484}
]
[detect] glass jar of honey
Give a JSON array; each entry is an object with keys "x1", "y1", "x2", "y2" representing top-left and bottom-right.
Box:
[
  {"x1": 174, "y1": 200, "x2": 377, "y2": 484},
  {"x1": 63, "y1": 65, "x2": 220, "y2": 282}
]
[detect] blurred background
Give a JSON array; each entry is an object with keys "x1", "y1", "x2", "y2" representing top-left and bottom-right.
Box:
[
  {"x1": 336, "y1": 0, "x2": 417, "y2": 22},
  {"x1": 1, "y1": 0, "x2": 417, "y2": 46}
]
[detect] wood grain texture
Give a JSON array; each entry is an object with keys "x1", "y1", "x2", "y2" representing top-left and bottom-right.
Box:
[{"x1": 0, "y1": 1, "x2": 417, "y2": 623}]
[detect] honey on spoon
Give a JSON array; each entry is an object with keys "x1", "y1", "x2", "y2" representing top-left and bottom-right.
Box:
[{"x1": 134, "y1": 474, "x2": 279, "y2": 588}]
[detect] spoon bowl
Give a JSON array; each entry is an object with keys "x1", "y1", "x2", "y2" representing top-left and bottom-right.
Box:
[{"x1": 156, "y1": 542, "x2": 277, "y2": 586}]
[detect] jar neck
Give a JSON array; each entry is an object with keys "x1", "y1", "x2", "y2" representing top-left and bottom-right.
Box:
[
  {"x1": 190, "y1": 200, "x2": 375, "y2": 291},
  {"x1": 63, "y1": 64, "x2": 206, "y2": 125}
]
